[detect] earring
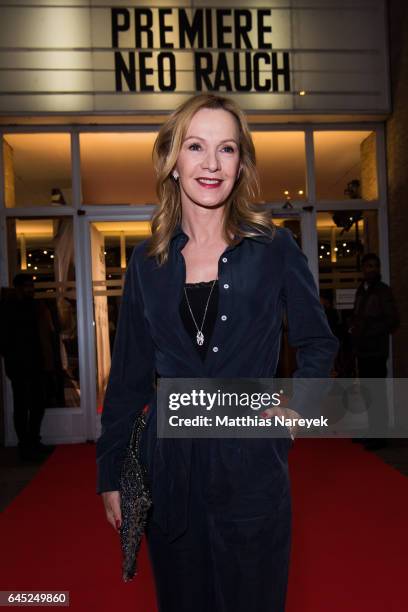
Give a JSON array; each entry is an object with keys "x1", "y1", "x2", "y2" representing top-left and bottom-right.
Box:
[{"x1": 172, "y1": 171, "x2": 179, "y2": 181}]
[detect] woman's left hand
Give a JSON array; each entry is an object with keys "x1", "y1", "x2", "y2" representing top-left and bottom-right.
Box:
[{"x1": 260, "y1": 405, "x2": 302, "y2": 441}]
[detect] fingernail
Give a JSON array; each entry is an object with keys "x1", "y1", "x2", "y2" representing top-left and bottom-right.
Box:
[
  {"x1": 260, "y1": 411, "x2": 268, "y2": 418},
  {"x1": 115, "y1": 519, "x2": 121, "y2": 529}
]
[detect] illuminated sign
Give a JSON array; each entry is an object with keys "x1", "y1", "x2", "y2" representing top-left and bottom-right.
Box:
[
  {"x1": 112, "y1": 8, "x2": 290, "y2": 93},
  {"x1": 0, "y1": 1, "x2": 390, "y2": 114}
]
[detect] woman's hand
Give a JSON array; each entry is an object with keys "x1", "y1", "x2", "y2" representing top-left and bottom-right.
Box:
[
  {"x1": 261, "y1": 406, "x2": 301, "y2": 441},
  {"x1": 101, "y1": 491, "x2": 122, "y2": 531}
]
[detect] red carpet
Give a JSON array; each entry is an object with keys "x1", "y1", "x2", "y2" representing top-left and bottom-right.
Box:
[{"x1": 1, "y1": 439, "x2": 407, "y2": 611}]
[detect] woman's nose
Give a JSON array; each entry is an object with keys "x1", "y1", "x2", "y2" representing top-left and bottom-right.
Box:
[{"x1": 202, "y1": 149, "x2": 220, "y2": 172}]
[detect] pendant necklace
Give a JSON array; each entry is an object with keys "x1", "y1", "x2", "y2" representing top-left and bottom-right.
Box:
[{"x1": 184, "y1": 279, "x2": 217, "y2": 346}]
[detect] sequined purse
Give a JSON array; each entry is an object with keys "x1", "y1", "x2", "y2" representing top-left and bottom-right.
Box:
[{"x1": 119, "y1": 410, "x2": 152, "y2": 582}]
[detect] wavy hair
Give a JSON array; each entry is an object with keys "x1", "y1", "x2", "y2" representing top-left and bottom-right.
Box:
[{"x1": 147, "y1": 93, "x2": 275, "y2": 265}]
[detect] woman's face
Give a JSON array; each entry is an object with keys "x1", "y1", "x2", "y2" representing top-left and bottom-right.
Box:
[{"x1": 174, "y1": 107, "x2": 241, "y2": 210}]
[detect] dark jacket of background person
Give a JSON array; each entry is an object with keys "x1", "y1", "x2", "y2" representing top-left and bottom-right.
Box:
[
  {"x1": 350, "y1": 278, "x2": 400, "y2": 360},
  {"x1": 0, "y1": 287, "x2": 45, "y2": 378},
  {"x1": 0, "y1": 286, "x2": 53, "y2": 451},
  {"x1": 96, "y1": 224, "x2": 339, "y2": 542}
]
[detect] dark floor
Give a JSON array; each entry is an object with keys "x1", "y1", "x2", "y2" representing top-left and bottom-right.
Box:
[
  {"x1": 0, "y1": 445, "x2": 52, "y2": 512},
  {"x1": 369, "y1": 437, "x2": 408, "y2": 477},
  {"x1": 0, "y1": 439, "x2": 407, "y2": 513}
]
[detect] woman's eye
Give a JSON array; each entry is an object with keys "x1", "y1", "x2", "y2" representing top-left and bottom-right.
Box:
[
  {"x1": 222, "y1": 145, "x2": 235, "y2": 153},
  {"x1": 188, "y1": 143, "x2": 201, "y2": 151}
]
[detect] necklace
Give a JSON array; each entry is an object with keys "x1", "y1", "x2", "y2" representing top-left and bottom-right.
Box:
[{"x1": 184, "y1": 279, "x2": 217, "y2": 346}]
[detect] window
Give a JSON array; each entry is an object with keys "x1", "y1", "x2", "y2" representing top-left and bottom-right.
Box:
[
  {"x1": 314, "y1": 131, "x2": 378, "y2": 201},
  {"x1": 253, "y1": 131, "x2": 306, "y2": 203},
  {"x1": 3, "y1": 134, "x2": 71, "y2": 207},
  {"x1": 80, "y1": 133, "x2": 157, "y2": 205}
]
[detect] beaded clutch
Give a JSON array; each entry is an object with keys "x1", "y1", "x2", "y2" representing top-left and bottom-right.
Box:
[{"x1": 119, "y1": 410, "x2": 152, "y2": 582}]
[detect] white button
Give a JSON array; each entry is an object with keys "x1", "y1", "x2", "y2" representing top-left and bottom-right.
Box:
[
  {"x1": 222, "y1": 257, "x2": 228, "y2": 263},
  {"x1": 221, "y1": 315, "x2": 227, "y2": 321},
  {"x1": 212, "y1": 346, "x2": 219, "y2": 352},
  {"x1": 223, "y1": 283, "x2": 229, "y2": 290}
]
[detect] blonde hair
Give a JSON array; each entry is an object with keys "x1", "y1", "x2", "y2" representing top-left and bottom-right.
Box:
[{"x1": 147, "y1": 93, "x2": 275, "y2": 265}]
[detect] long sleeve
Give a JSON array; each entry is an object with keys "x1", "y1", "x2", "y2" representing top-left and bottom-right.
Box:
[
  {"x1": 96, "y1": 248, "x2": 155, "y2": 494},
  {"x1": 280, "y1": 228, "x2": 339, "y2": 417}
]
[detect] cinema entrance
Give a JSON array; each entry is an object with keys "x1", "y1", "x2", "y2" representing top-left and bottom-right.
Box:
[{"x1": 0, "y1": 123, "x2": 386, "y2": 446}]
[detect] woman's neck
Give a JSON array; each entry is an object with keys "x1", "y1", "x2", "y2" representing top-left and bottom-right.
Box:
[{"x1": 180, "y1": 206, "x2": 225, "y2": 247}]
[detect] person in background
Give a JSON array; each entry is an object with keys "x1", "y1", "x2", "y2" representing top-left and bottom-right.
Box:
[
  {"x1": 349, "y1": 253, "x2": 400, "y2": 450},
  {"x1": 0, "y1": 273, "x2": 55, "y2": 461}
]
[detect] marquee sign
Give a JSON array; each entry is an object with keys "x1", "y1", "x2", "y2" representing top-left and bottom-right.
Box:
[
  {"x1": 0, "y1": 0, "x2": 390, "y2": 114},
  {"x1": 112, "y1": 8, "x2": 290, "y2": 94}
]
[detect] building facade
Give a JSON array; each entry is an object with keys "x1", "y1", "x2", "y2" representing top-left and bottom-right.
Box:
[{"x1": 1, "y1": 0, "x2": 403, "y2": 447}]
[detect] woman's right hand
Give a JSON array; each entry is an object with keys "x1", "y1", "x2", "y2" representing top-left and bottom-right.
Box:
[{"x1": 101, "y1": 491, "x2": 122, "y2": 532}]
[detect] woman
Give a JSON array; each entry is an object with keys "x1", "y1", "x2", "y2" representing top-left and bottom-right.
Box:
[{"x1": 96, "y1": 93, "x2": 339, "y2": 611}]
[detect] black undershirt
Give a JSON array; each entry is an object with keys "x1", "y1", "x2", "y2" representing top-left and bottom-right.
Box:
[{"x1": 179, "y1": 280, "x2": 219, "y2": 361}]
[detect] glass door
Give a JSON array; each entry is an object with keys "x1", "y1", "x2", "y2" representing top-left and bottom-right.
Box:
[
  {"x1": 89, "y1": 221, "x2": 152, "y2": 415},
  {"x1": 316, "y1": 209, "x2": 380, "y2": 377},
  {"x1": 2, "y1": 215, "x2": 82, "y2": 446}
]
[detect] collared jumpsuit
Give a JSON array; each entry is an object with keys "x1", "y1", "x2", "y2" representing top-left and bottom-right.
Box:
[{"x1": 96, "y1": 224, "x2": 339, "y2": 612}]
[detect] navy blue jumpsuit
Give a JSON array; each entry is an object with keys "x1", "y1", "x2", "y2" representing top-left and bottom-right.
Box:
[{"x1": 96, "y1": 223, "x2": 339, "y2": 611}]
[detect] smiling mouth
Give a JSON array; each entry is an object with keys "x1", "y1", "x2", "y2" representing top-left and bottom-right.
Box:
[{"x1": 196, "y1": 178, "x2": 223, "y2": 188}]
